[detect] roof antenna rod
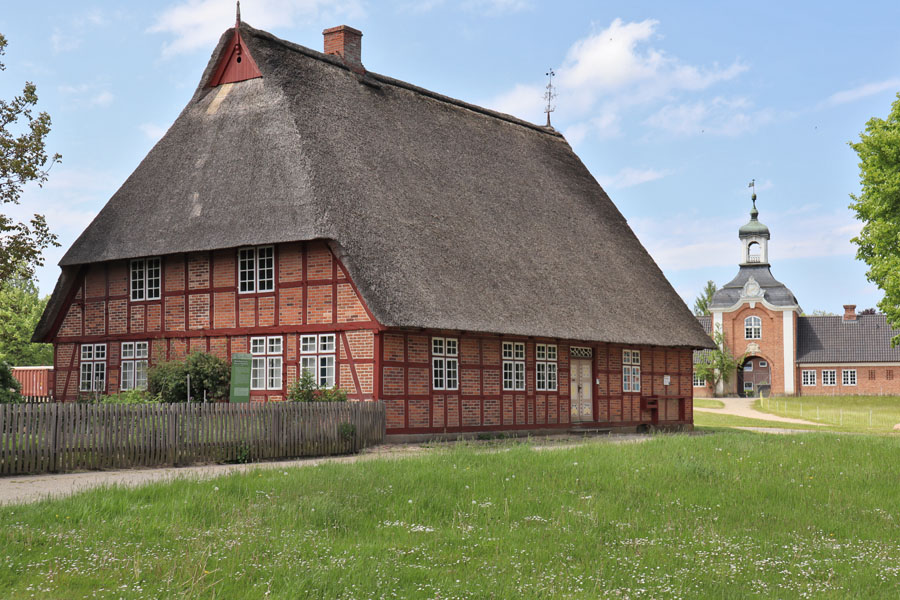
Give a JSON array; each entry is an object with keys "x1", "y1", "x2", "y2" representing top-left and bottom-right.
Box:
[
  {"x1": 544, "y1": 69, "x2": 556, "y2": 128},
  {"x1": 748, "y1": 178, "x2": 757, "y2": 208}
]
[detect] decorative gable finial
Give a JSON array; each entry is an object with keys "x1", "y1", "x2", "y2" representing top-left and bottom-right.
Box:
[
  {"x1": 236, "y1": 1, "x2": 241, "y2": 28},
  {"x1": 544, "y1": 69, "x2": 556, "y2": 128}
]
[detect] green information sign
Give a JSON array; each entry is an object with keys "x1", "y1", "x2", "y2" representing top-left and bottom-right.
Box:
[{"x1": 230, "y1": 353, "x2": 252, "y2": 403}]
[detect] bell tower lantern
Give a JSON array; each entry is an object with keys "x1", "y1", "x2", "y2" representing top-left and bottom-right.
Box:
[{"x1": 739, "y1": 183, "x2": 770, "y2": 266}]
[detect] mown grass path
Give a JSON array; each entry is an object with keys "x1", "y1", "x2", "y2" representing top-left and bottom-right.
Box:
[{"x1": 2, "y1": 431, "x2": 899, "y2": 598}]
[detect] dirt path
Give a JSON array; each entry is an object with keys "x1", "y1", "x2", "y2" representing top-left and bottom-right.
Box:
[
  {"x1": 696, "y1": 396, "x2": 824, "y2": 426},
  {"x1": 0, "y1": 433, "x2": 649, "y2": 506}
]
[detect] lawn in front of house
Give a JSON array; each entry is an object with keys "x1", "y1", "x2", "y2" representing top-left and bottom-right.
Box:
[
  {"x1": 2, "y1": 431, "x2": 900, "y2": 598},
  {"x1": 693, "y1": 398, "x2": 725, "y2": 409},
  {"x1": 755, "y1": 395, "x2": 900, "y2": 433}
]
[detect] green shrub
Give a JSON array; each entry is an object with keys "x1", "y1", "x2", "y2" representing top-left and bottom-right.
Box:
[
  {"x1": 0, "y1": 361, "x2": 22, "y2": 404},
  {"x1": 101, "y1": 389, "x2": 153, "y2": 405},
  {"x1": 287, "y1": 370, "x2": 348, "y2": 402},
  {"x1": 148, "y1": 352, "x2": 230, "y2": 403}
]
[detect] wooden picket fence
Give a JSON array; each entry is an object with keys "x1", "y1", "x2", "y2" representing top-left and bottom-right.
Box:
[{"x1": 0, "y1": 401, "x2": 385, "y2": 476}]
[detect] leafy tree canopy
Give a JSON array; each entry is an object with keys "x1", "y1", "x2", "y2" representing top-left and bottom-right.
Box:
[
  {"x1": 693, "y1": 280, "x2": 717, "y2": 316},
  {"x1": 0, "y1": 33, "x2": 61, "y2": 283},
  {"x1": 0, "y1": 360, "x2": 22, "y2": 403},
  {"x1": 850, "y1": 93, "x2": 900, "y2": 344},
  {"x1": 0, "y1": 270, "x2": 52, "y2": 365}
]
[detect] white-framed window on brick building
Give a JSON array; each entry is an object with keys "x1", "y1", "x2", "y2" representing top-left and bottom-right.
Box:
[
  {"x1": 79, "y1": 344, "x2": 107, "y2": 392},
  {"x1": 693, "y1": 373, "x2": 706, "y2": 387},
  {"x1": 250, "y1": 336, "x2": 283, "y2": 390},
  {"x1": 535, "y1": 344, "x2": 558, "y2": 391},
  {"x1": 120, "y1": 341, "x2": 149, "y2": 391},
  {"x1": 502, "y1": 341, "x2": 525, "y2": 391},
  {"x1": 822, "y1": 370, "x2": 837, "y2": 386},
  {"x1": 238, "y1": 246, "x2": 275, "y2": 294},
  {"x1": 623, "y1": 350, "x2": 641, "y2": 392},
  {"x1": 744, "y1": 316, "x2": 761, "y2": 339},
  {"x1": 130, "y1": 257, "x2": 161, "y2": 301},
  {"x1": 801, "y1": 370, "x2": 817, "y2": 386},
  {"x1": 300, "y1": 334, "x2": 336, "y2": 387},
  {"x1": 431, "y1": 337, "x2": 459, "y2": 390},
  {"x1": 842, "y1": 369, "x2": 857, "y2": 386}
]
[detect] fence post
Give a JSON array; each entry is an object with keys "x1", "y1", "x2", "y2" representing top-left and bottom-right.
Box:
[
  {"x1": 168, "y1": 405, "x2": 177, "y2": 467},
  {"x1": 48, "y1": 403, "x2": 59, "y2": 473}
]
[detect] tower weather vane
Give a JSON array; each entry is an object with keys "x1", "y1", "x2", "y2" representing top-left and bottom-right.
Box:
[
  {"x1": 748, "y1": 178, "x2": 756, "y2": 205},
  {"x1": 544, "y1": 69, "x2": 556, "y2": 127}
]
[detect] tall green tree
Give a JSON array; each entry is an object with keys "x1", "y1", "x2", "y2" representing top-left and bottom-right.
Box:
[
  {"x1": 850, "y1": 93, "x2": 900, "y2": 344},
  {"x1": 694, "y1": 326, "x2": 744, "y2": 397},
  {"x1": 0, "y1": 33, "x2": 60, "y2": 283},
  {"x1": 0, "y1": 271, "x2": 52, "y2": 365},
  {"x1": 692, "y1": 280, "x2": 717, "y2": 316}
]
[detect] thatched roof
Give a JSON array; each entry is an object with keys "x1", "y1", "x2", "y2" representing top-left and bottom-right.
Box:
[{"x1": 36, "y1": 24, "x2": 712, "y2": 349}]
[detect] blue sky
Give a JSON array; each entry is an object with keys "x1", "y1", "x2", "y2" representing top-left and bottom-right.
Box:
[{"x1": 4, "y1": 1, "x2": 899, "y2": 314}]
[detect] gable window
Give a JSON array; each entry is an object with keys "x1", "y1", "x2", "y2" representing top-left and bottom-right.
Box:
[
  {"x1": 130, "y1": 257, "x2": 161, "y2": 301},
  {"x1": 535, "y1": 344, "x2": 558, "y2": 391},
  {"x1": 431, "y1": 337, "x2": 459, "y2": 390},
  {"x1": 623, "y1": 350, "x2": 641, "y2": 393},
  {"x1": 744, "y1": 316, "x2": 761, "y2": 340},
  {"x1": 693, "y1": 373, "x2": 706, "y2": 387},
  {"x1": 822, "y1": 370, "x2": 837, "y2": 386},
  {"x1": 801, "y1": 370, "x2": 816, "y2": 386},
  {"x1": 842, "y1": 369, "x2": 857, "y2": 386},
  {"x1": 502, "y1": 341, "x2": 525, "y2": 391},
  {"x1": 79, "y1": 344, "x2": 107, "y2": 392},
  {"x1": 238, "y1": 246, "x2": 275, "y2": 294},
  {"x1": 120, "y1": 341, "x2": 149, "y2": 391},
  {"x1": 250, "y1": 336, "x2": 283, "y2": 390},
  {"x1": 300, "y1": 333, "x2": 336, "y2": 387}
]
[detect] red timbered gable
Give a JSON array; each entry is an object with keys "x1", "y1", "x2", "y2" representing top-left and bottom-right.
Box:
[{"x1": 50, "y1": 241, "x2": 380, "y2": 402}]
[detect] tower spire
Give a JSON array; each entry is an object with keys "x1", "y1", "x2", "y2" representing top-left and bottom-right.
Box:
[{"x1": 748, "y1": 179, "x2": 758, "y2": 219}]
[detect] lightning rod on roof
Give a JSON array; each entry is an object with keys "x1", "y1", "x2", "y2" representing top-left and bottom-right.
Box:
[
  {"x1": 544, "y1": 69, "x2": 556, "y2": 128},
  {"x1": 236, "y1": 1, "x2": 241, "y2": 27}
]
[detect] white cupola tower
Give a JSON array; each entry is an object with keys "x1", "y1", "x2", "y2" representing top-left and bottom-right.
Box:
[{"x1": 738, "y1": 187, "x2": 770, "y2": 265}]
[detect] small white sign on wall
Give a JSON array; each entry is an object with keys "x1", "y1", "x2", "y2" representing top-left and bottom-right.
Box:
[{"x1": 663, "y1": 375, "x2": 671, "y2": 386}]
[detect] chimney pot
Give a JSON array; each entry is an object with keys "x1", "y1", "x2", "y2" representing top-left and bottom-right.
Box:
[
  {"x1": 843, "y1": 304, "x2": 857, "y2": 321},
  {"x1": 323, "y1": 25, "x2": 364, "y2": 74}
]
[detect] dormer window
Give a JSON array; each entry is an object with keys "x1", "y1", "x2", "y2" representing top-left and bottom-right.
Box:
[{"x1": 744, "y1": 316, "x2": 761, "y2": 339}]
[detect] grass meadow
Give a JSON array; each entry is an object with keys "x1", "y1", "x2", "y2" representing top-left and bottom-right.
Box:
[
  {"x1": 692, "y1": 398, "x2": 725, "y2": 409},
  {"x1": 755, "y1": 395, "x2": 900, "y2": 433},
  {"x1": 2, "y1": 431, "x2": 900, "y2": 598}
]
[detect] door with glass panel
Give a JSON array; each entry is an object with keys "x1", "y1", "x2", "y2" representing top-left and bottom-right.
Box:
[{"x1": 570, "y1": 359, "x2": 593, "y2": 422}]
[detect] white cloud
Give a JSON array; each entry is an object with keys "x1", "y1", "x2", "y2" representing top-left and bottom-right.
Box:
[
  {"x1": 139, "y1": 123, "x2": 168, "y2": 142},
  {"x1": 824, "y1": 78, "x2": 900, "y2": 107},
  {"x1": 58, "y1": 84, "x2": 115, "y2": 108},
  {"x1": 644, "y1": 97, "x2": 773, "y2": 137},
  {"x1": 485, "y1": 18, "x2": 747, "y2": 137},
  {"x1": 150, "y1": 0, "x2": 365, "y2": 57},
  {"x1": 599, "y1": 167, "x2": 672, "y2": 190},
  {"x1": 395, "y1": 0, "x2": 531, "y2": 15}
]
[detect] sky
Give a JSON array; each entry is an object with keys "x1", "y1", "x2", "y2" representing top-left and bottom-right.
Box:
[{"x1": 3, "y1": 1, "x2": 900, "y2": 315}]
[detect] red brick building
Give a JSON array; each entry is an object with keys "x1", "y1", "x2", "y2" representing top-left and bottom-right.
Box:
[
  {"x1": 34, "y1": 19, "x2": 712, "y2": 437},
  {"x1": 694, "y1": 196, "x2": 900, "y2": 397}
]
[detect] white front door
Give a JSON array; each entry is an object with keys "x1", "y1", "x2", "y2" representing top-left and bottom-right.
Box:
[{"x1": 570, "y1": 359, "x2": 593, "y2": 422}]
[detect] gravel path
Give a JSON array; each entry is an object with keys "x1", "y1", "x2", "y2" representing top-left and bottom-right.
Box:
[
  {"x1": 695, "y1": 396, "x2": 824, "y2": 426},
  {"x1": 0, "y1": 433, "x2": 649, "y2": 506}
]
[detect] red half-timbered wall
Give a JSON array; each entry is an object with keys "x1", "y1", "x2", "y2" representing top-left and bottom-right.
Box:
[
  {"x1": 50, "y1": 241, "x2": 381, "y2": 402},
  {"x1": 380, "y1": 331, "x2": 694, "y2": 435}
]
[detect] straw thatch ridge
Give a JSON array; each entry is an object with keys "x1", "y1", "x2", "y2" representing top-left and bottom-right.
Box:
[{"x1": 36, "y1": 23, "x2": 712, "y2": 349}]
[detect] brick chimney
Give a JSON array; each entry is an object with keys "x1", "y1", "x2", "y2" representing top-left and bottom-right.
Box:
[
  {"x1": 843, "y1": 304, "x2": 857, "y2": 321},
  {"x1": 323, "y1": 25, "x2": 364, "y2": 74}
]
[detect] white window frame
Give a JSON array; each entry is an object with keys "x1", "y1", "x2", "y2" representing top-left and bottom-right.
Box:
[
  {"x1": 822, "y1": 370, "x2": 837, "y2": 386},
  {"x1": 623, "y1": 350, "x2": 641, "y2": 393},
  {"x1": 250, "y1": 335, "x2": 283, "y2": 390},
  {"x1": 79, "y1": 344, "x2": 107, "y2": 392},
  {"x1": 431, "y1": 337, "x2": 459, "y2": 391},
  {"x1": 535, "y1": 344, "x2": 558, "y2": 391},
  {"x1": 299, "y1": 333, "x2": 337, "y2": 388},
  {"x1": 842, "y1": 369, "x2": 857, "y2": 386},
  {"x1": 693, "y1": 373, "x2": 706, "y2": 387},
  {"x1": 758, "y1": 361, "x2": 768, "y2": 368},
  {"x1": 743, "y1": 381, "x2": 754, "y2": 391},
  {"x1": 744, "y1": 362, "x2": 753, "y2": 372},
  {"x1": 130, "y1": 257, "x2": 161, "y2": 301},
  {"x1": 801, "y1": 370, "x2": 817, "y2": 386},
  {"x1": 120, "y1": 341, "x2": 149, "y2": 391},
  {"x1": 744, "y1": 316, "x2": 761, "y2": 340},
  {"x1": 238, "y1": 246, "x2": 275, "y2": 294},
  {"x1": 502, "y1": 341, "x2": 526, "y2": 391}
]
